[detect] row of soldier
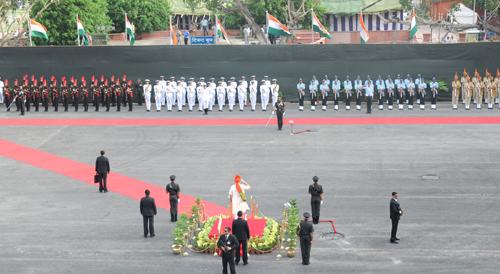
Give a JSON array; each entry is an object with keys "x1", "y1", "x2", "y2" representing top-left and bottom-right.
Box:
[
  {"x1": 298, "y1": 74, "x2": 441, "y2": 111},
  {"x1": 1, "y1": 74, "x2": 281, "y2": 115},
  {"x1": 451, "y1": 69, "x2": 500, "y2": 110}
]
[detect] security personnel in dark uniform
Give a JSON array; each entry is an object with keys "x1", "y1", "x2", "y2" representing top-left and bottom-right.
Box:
[
  {"x1": 140, "y1": 189, "x2": 157, "y2": 238},
  {"x1": 308, "y1": 176, "x2": 323, "y2": 224},
  {"x1": 95, "y1": 150, "x2": 110, "y2": 193},
  {"x1": 217, "y1": 227, "x2": 239, "y2": 274},
  {"x1": 296, "y1": 212, "x2": 314, "y2": 265},
  {"x1": 390, "y1": 192, "x2": 403, "y2": 243},
  {"x1": 274, "y1": 96, "x2": 285, "y2": 131},
  {"x1": 232, "y1": 210, "x2": 250, "y2": 265},
  {"x1": 135, "y1": 79, "x2": 143, "y2": 106},
  {"x1": 166, "y1": 175, "x2": 180, "y2": 222}
]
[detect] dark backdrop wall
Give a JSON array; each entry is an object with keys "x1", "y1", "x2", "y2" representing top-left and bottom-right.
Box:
[{"x1": 0, "y1": 43, "x2": 498, "y2": 100}]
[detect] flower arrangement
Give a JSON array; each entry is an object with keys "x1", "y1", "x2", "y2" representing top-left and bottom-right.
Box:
[
  {"x1": 171, "y1": 214, "x2": 190, "y2": 254},
  {"x1": 248, "y1": 217, "x2": 280, "y2": 253},
  {"x1": 193, "y1": 216, "x2": 218, "y2": 252}
]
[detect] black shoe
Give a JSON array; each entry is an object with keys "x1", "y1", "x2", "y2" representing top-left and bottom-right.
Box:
[
  {"x1": 243, "y1": 262, "x2": 248, "y2": 265},
  {"x1": 144, "y1": 235, "x2": 148, "y2": 238},
  {"x1": 99, "y1": 190, "x2": 103, "y2": 193},
  {"x1": 395, "y1": 237, "x2": 400, "y2": 241},
  {"x1": 150, "y1": 234, "x2": 155, "y2": 238},
  {"x1": 104, "y1": 190, "x2": 108, "y2": 193},
  {"x1": 390, "y1": 240, "x2": 399, "y2": 244}
]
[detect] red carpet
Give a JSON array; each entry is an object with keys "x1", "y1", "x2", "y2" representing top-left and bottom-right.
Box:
[
  {"x1": 0, "y1": 139, "x2": 226, "y2": 216},
  {"x1": 209, "y1": 218, "x2": 267, "y2": 238},
  {"x1": 1, "y1": 116, "x2": 500, "y2": 126}
]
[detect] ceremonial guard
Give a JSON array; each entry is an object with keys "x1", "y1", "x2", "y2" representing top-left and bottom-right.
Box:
[
  {"x1": 260, "y1": 78, "x2": 270, "y2": 111},
  {"x1": 249, "y1": 76, "x2": 258, "y2": 111},
  {"x1": 227, "y1": 80, "x2": 236, "y2": 111},
  {"x1": 135, "y1": 79, "x2": 143, "y2": 106},
  {"x1": 343, "y1": 76, "x2": 353, "y2": 110},
  {"x1": 0, "y1": 76, "x2": 3, "y2": 105},
  {"x1": 169, "y1": 76, "x2": 177, "y2": 106},
  {"x1": 166, "y1": 80, "x2": 175, "y2": 111},
  {"x1": 166, "y1": 175, "x2": 180, "y2": 222},
  {"x1": 3, "y1": 80, "x2": 11, "y2": 111},
  {"x1": 495, "y1": 70, "x2": 500, "y2": 107},
  {"x1": 418, "y1": 77, "x2": 427, "y2": 110},
  {"x1": 406, "y1": 78, "x2": 415, "y2": 110},
  {"x1": 41, "y1": 80, "x2": 49, "y2": 112},
  {"x1": 154, "y1": 80, "x2": 162, "y2": 112},
  {"x1": 176, "y1": 80, "x2": 184, "y2": 111},
  {"x1": 237, "y1": 80, "x2": 246, "y2": 111},
  {"x1": 354, "y1": 75, "x2": 363, "y2": 111},
  {"x1": 271, "y1": 79, "x2": 279, "y2": 107},
  {"x1": 415, "y1": 74, "x2": 422, "y2": 104},
  {"x1": 309, "y1": 75, "x2": 319, "y2": 111},
  {"x1": 62, "y1": 79, "x2": 69, "y2": 112},
  {"x1": 429, "y1": 77, "x2": 439, "y2": 110},
  {"x1": 390, "y1": 192, "x2": 403, "y2": 244},
  {"x1": 323, "y1": 75, "x2": 331, "y2": 89},
  {"x1": 241, "y1": 76, "x2": 248, "y2": 106},
  {"x1": 451, "y1": 73, "x2": 461, "y2": 110},
  {"x1": 464, "y1": 76, "x2": 473, "y2": 110},
  {"x1": 473, "y1": 72, "x2": 482, "y2": 108},
  {"x1": 365, "y1": 77, "x2": 374, "y2": 113},
  {"x1": 296, "y1": 212, "x2": 314, "y2": 265},
  {"x1": 50, "y1": 78, "x2": 59, "y2": 112},
  {"x1": 82, "y1": 78, "x2": 89, "y2": 112},
  {"x1": 159, "y1": 75, "x2": 167, "y2": 106},
  {"x1": 99, "y1": 75, "x2": 106, "y2": 107},
  {"x1": 395, "y1": 74, "x2": 406, "y2": 110},
  {"x1": 126, "y1": 80, "x2": 134, "y2": 111},
  {"x1": 376, "y1": 75, "x2": 385, "y2": 110},
  {"x1": 72, "y1": 79, "x2": 80, "y2": 112},
  {"x1": 216, "y1": 81, "x2": 225, "y2": 111},
  {"x1": 187, "y1": 78, "x2": 196, "y2": 112},
  {"x1": 461, "y1": 70, "x2": 468, "y2": 104},
  {"x1": 217, "y1": 227, "x2": 239, "y2": 274},
  {"x1": 209, "y1": 78, "x2": 217, "y2": 111},
  {"x1": 143, "y1": 79, "x2": 152, "y2": 111},
  {"x1": 297, "y1": 78, "x2": 305, "y2": 111},
  {"x1": 308, "y1": 176, "x2": 323, "y2": 224},
  {"x1": 274, "y1": 96, "x2": 285, "y2": 131},
  {"x1": 93, "y1": 80, "x2": 100, "y2": 112},
  {"x1": 121, "y1": 75, "x2": 128, "y2": 107},
  {"x1": 484, "y1": 72, "x2": 493, "y2": 109},
  {"x1": 404, "y1": 74, "x2": 412, "y2": 104},
  {"x1": 332, "y1": 76, "x2": 341, "y2": 111},
  {"x1": 23, "y1": 79, "x2": 31, "y2": 112},
  {"x1": 33, "y1": 78, "x2": 40, "y2": 112},
  {"x1": 114, "y1": 79, "x2": 122, "y2": 112},
  {"x1": 180, "y1": 77, "x2": 187, "y2": 107},
  {"x1": 104, "y1": 80, "x2": 112, "y2": 112},
  {"x1": 197, "y1": 77, "x2": 205, "y2": 112},
  {"x1": 17, "y1": 84, "x2": 26, "y2": 115},
  {"x1": 319, "y1": 79, "x2": 329, "y2": 111},
  {"x1": 385, "y1": 75, "x2": 395, "y2": 110}
]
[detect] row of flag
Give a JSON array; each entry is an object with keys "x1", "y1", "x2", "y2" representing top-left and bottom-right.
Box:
[{"x1": 28, "y1": 9, "x2": 418, "y2": 46}]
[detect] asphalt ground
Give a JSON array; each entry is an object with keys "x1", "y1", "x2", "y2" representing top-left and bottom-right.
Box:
[{"x1": 1, "y1": 102, "x2": 499, "y2": 274}]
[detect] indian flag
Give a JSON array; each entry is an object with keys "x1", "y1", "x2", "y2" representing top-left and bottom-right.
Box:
[
  {"x1": 267, "y1": 12, "x2": 291, "y2": 37},
  {"x1": 125, "y1": 15, "x2": 135, "y2": 46},
  {"x1": 30, "y1": 19, "x2": 48, "y2": 40},
  {"x1": 312, "y1": 11, "x2": 331, "y2": 39},
  {"x1": 359, "y1": 12, "x2": 369, "y2": 44},
  {"x1": 409, "y1": 9, "x2": 417, "y2": 40},
  {"x1": 215, "y1": 17, "x2": 231, "y2": 44}
]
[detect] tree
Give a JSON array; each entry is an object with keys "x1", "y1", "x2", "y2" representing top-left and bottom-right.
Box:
[
  {"x1": 107, "y1": 0, "x2": 170, "y2": 34},
  {"x1": 31, "y1": 0, "x2": 111, "y2": 45},
  {"x1": 0, "y1": 0, "x2": 57, "y2": 46}
]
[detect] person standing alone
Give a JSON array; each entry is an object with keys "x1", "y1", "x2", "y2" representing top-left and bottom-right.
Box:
[
  {"x1": 390, "y1": 192, "x2": 403, "y2": 243},
  {"x1": 140, "y1": 189, "x2": 157, "y2": 238},
  {"x1": 166, "y1": 175, "x2": 180, "y2": 222},
  {"x1": 232, "y1": 210, "x2": 250, "y2": 265},
  {"x1": 296, "y1": 212, "x2": 314, "y2": 265},
  {"x1": 95, "y1": 150, "x2": 110, "y2": 193},
  {"x1": 274, "y1": 97, "x2": 285, "y2": 131},
  {"x1": 308, "y1": 176, "x2": 323, "y2": 224}
]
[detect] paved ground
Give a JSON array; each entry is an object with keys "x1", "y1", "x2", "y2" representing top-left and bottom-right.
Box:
[{"x1": 1, "y1": 103, "x2": 499, "y2": 273}]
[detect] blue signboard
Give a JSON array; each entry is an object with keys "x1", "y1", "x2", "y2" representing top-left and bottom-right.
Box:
[{"x1": 190, "y1": 36, "x2": 215, "y2": 45}]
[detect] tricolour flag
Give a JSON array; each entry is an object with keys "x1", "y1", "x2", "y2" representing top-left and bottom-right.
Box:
[
  {"x1": 312, "y1": 11, "x2": 331, "y2": 39},
  {"x1": 125, "y1": 15, "x2": 135, "y2": 46},
  {"x1": 215, "y1": 17, "x2": 231, "y2": 44},
  {"x1": 30, "y1": 19, "x2": 48, "y2": 41},
  {"x1": 359, "y1": 12, "x2": 369, "y2": 44},
  {"x1": 267, "y1": 12, "x2": 291, "y2": 37},
  {"x1": 409, "y1": 9, "x2": 417, "y2": 40}
]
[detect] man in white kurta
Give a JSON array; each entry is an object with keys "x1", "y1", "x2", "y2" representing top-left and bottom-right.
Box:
[{"x1": 229, "y1": 177, "x2": 250, "y2": 218}]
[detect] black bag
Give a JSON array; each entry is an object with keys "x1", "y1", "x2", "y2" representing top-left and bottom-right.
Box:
[{"x1": 94, "y1": 174, "x2": 99, "y2": 184}]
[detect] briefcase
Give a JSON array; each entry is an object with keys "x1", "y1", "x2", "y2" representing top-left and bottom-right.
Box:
[{"x1": 94, "y1": 174, "x2": 99, "y2": 184}]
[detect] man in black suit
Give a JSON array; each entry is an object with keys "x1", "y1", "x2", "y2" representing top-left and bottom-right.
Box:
[
  {"x1": 140, "y1": 189, "x2": 157, "y2": 238},
  {"x1": 390, "y1": 192, "x2": 403, "y2": 244},
  {"x1": 217, "y1": 227, "x2": 239, "y2": 274},
  {"x1": 231, "y1": 210, "x2": 250, "y2": 265},
  {"x1": 95, "y1": 150, "x2": 110, "y2": 192}
]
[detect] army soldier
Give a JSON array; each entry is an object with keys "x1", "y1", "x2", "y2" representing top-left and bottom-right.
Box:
[
  {"x1": 169, "y1": 76, "x2": 177, "y2": 106},
  {"x1": 297, "y1": 212, "x2": 314, "y2": 265},
  {"x1": 82, "y1": 79, "x2": 90, "y2": 112},
  {"x1": 92, "y1": 80, "x2": 100, "y2": 112},
  {"x1": 72, "y1": 80, "x2": 80, "y2": 112},
  {"x1": 154, "y1": 80, "x2": 162, "y2": 112},
  {"x1": 187, "y1": 79, "x2": 196, "y2": 112},
  {"x1": 354, "y1": 75, "x2": 363, "y2": 111},
  {"x1": 166, "y1": 80, "x2": 175, "y2": 112},
  {"x1": 135, "y1": 79, "x2": 143, "y2": 106},
  {"x1": 451, "y1": 73, "x2": 461, "y2": 110},
  {"x1": 319, "y1": 79, "x2": 329, "y2": 111},
  {"x1": 418, "y1": 77, "x2": 427, "y2": 110},
  {"x1": 464, "y1": 76, "x2": 473, "y2": 110},
  {"x1": 241, "y1": 76, "x2": 249, "y2": 106},
  {"x1": 473, "y1": 73, "x2": 483, "y2": 109},
  {"x1": 308, "y1": 176, "x2": 323, "y2": 224},
  {"x1": 376, "y1": 75, "x2": 385, "y2": 110},
  {"x1": 121, "y1": 75, "x2": 128, "y2": 107},
  {"x1": 270, "y1": 79, "x2": 279, "y2": 107},
  {"x1": 484, "y1": 73, "x2": 493, "y2": 109},
  {"x1": 390, "y1": 192, "x2": 403, "y2": 244},
  {"x1": 365, "y1": 77, "x2": 374, "y2": 114},
  {"x1": 274, "y1": 96, "x2": 285, "y2": 131},
  {"x1": 237, "y1": 80, "x2": 246, "y2": 111},
  {"x1": 429, "y1": 77, "x2": 439, "y2": 110},
  {"x1": 166, "y1": 175, "x2": 180, "y2": 222},
  {"x1": 461, "y1": 70, "x2": 468, "y2": 104},
  {"x1": 159, "y1": 75, "x2": 167, "y2": 106},
  {"x1": 227, "y1": 80, "x2": 237, "y2": 111},
  {"x1": 104, "y1": 80, "x2": 112, "y2": 112},
  {"x1": 62, "y1": 80, "x2": 69, "y2": 111},
  {"x1": 3, "y1": 80, "x2": 11, "y2": 111},
  {"x1": 385, "y1": 75, "x2": 395, "y2": 110},
  {"x1": 24, "y1": 80, "x2": 32, "y2": 112},
  {"x1": 332, "y1": 76, "x2": 341, "y2": 111},
  {"x1": 41, "y1": 80, "x2": 49, "y2": 111},
  {"x1": 143, "y1": 79, "x2": 152, "y2": 111},
  {"x1": 209, "y1": 78, "x2": 217, "y2": 111},
  {"x1": 197, "y1": 77, "x2": 205, "y2": 112},
  {"x1": 343, "y1": 76, "x2": 353, "y2": 110},
  {"x1": 406, "y1": 78, "x2": 415, "y2": 110},
  {"x1": 249, "y1": 76, "x2": 258, "y2": 111},
  {"x1": 17, "y1": 86, "x2": 26, "y2": 116},
  {"x1": 404, "y1": 74, "x2": 412, "y2": 104},
  {"x1": 495, "y1": 70, "x2": 500, "y2": 107},
  {"x1": 201, "y1": 83, "x2": 211, "y2": 115},
  {"x1": 176, "y1": 81, "x2": 184, "y2": 112},
  {"x1": 415, "y1": 74, "x2": 422, "y2": 104},
  {"x1": 115, "y1": 80, "x2": 123, "y2": 112},
  {"x1": 216, "y1": 81, "x2": 225, "y2": 111},
  {"x1": 260, "y1": 78, "x2": 270, "y2": 111},
  {"x1": 126, "y1": 80, "x2": 134, "y2": 111},
  {"x1": 180, "y1": 77, "x2": 187, "y2": 106},
  {"x1": 309, "y1": 76, "x2": 319, "y2": 111},
  {"x1": 297, "y1": 78, "x2": 305, "y2": 111},
  {"x1": 32, "y1": 79, "x2": 40, "y2": 112},
  {"x1": 395, "y1": 75, "x2": 406, "y2": 110},
  {"x1": 51, "y1": 78, "x2": 59, "y2": 112}
]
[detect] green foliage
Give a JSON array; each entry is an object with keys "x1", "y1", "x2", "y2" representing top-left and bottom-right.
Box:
[
  {"x1": 31, "y1": 0, "x2": 111, "y2": 45},
  {"x1": 281, "y1": 199, "x2": 299, "y2": 251},
  {"x1": 399, "y1": 0, "x2": 412, "y2": 11},
  {"x1": 107, "y1": 0, "x2": 170, "y2": 34},
  {"x1": 462, "y1": 0, "x2": 498, "y2": 11},
  {"x1": 194, "y1": 216, "x2": 217, "y2": 251},
  {"x1": 248, "y1": 217, "x2": 280, "y2": 252},
  {"x1": 172, "y1": 214, "x2": 190, "y2": 246}
]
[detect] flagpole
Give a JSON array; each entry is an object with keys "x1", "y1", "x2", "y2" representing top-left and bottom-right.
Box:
[
  {"x1": 77, "y1": 14, "x2": 80, "y2": 46},
  {"x1": 169, "y1": 15, "x2": 173, "y2": 45},
  {"x1": 311, "y1": 9, "x2": 314, "y2": 43},
  {"x1": 214, "y1": 14, "x2": 218, "y2": 44},
  {"x1": 28, "y1": 18, "x2": 32, "y2": 47},
  {"x1": 124, "y1": 13, "x2": 127, "y2": 43},
  {"x1": 265, "y1": 11, "x2": 270, "y2": 44}
]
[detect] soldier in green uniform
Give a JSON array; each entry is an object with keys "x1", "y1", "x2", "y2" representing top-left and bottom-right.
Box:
[
  {"x1": 274, "y1": 96, "x2": 285, "y2": 131},
  {"x1": 296, "y1": 212, "x2": 314, "y2": 265}
]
